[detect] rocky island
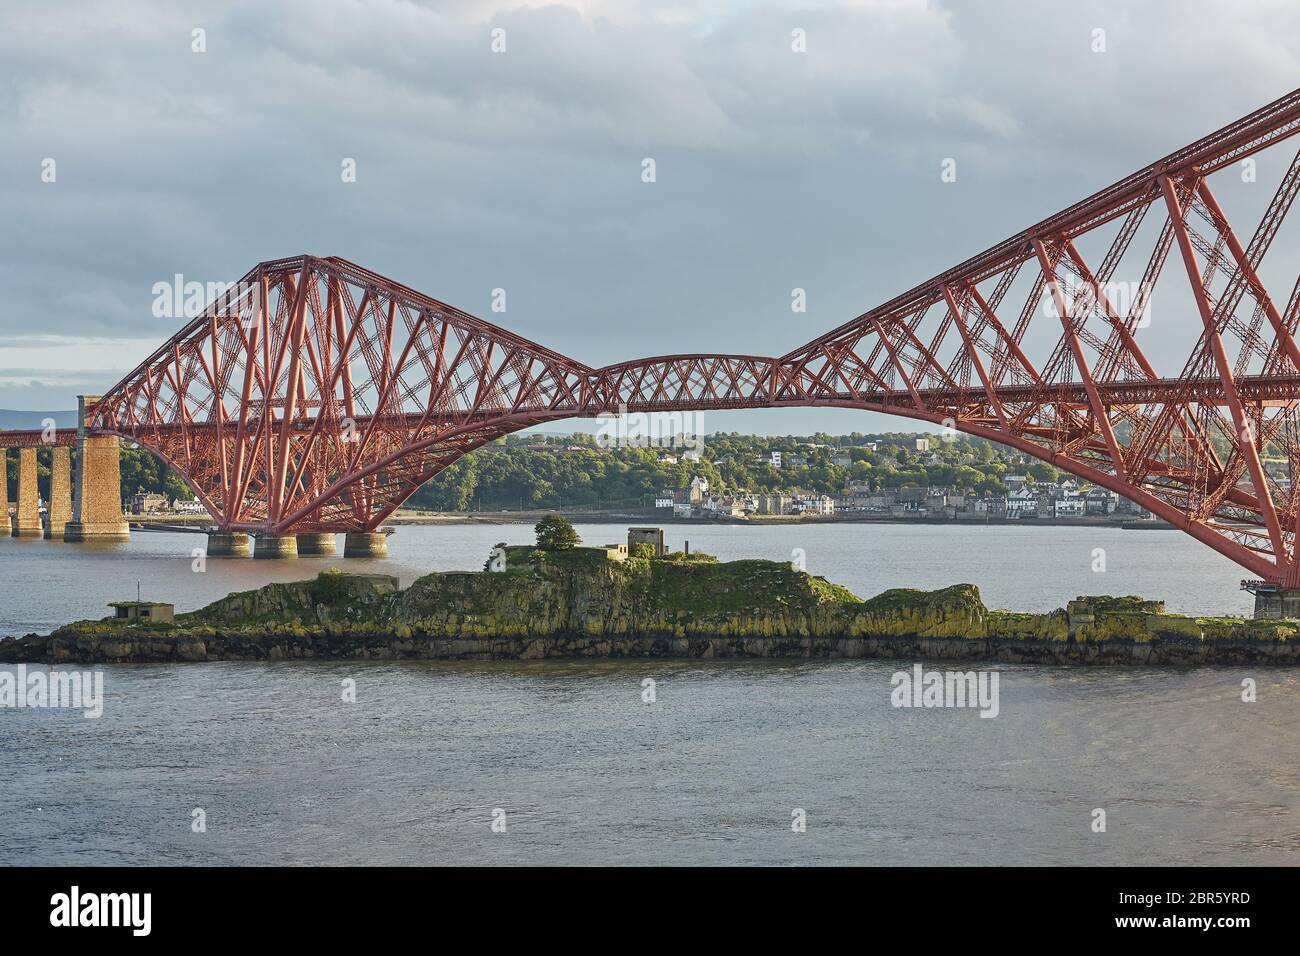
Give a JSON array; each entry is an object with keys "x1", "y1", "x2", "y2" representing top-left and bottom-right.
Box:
[{"x1": 2, "y1": 529, "x2": 1298, "y2": 665}]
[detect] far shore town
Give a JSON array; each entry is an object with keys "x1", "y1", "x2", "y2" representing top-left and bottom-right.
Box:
[{"x1": 14, "y1": 430, "x2": 1260, "y2": 528}]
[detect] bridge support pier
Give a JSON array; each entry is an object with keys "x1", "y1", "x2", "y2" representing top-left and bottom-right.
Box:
[
  {"x1": 64, "y1": 396, "x2": 130, "y2": 542},
  {"x1": 1, "y1": 448, "x2": 9, "y2": 533},
  {"x1": 206, "y1": 531, "x2": 251, "y2": 558},
  {"x1": 254, "y1": 533, "x2": 298, "y2": 559},
  {"x1": 344, "y1": 532, "x2": 388, "y2": 558},
  {"x1": 44, "y1": 446, "x2": 72, "y2": 538},
  {"x1": 12, "y1": 447, "x2": 43, "y2": 537},
  {"x1": 296, "y1": 532, "x2": 337, "y2": 556},
  {"x1": 1249, "y1": 585, "x2": 1300, "y2": 620}
]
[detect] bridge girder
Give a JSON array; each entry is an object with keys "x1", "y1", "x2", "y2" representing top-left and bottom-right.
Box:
[{"x1": 7, "y1": 87, "x2": 1300, "y2": 581}]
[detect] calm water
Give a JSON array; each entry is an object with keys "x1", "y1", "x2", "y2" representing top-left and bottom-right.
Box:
[{"x1": 2, "y1": 522, "x2": 1297, "y2": 866}]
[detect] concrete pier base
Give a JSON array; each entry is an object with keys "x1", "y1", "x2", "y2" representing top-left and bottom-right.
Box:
[
  {"x1": 65, "y1": 395, "x2": 130, "y2": 542},
  {"x1": 254, "y1": 533, "x2": 299, "y2": 559},
  {"x1": 206, "y1": 531, "x2": 252, "y2": 558},
  {"x1": 12, "y1": 447, "x2": 43, "y2": 536},
  {"x1": 44, "y1": 446, "x2": 72, "y2": 538},
  {"x1": 1250, "y1": 584, "x2": 1300, "y2": 620},
  {"x1": 296, "y1": 532, "x2": 338, "y2": 556},
  {"x1": 343, "y1": 532, "x2": 388, "y2": 558}
]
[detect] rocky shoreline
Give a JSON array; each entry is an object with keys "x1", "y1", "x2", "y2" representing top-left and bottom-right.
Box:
[
  {"x1": 1, "y1": 546, "x2": 1295, "y2": 665},
  {"x1": 4, "y1": 630, "x2": 1297, "y2": 665}
]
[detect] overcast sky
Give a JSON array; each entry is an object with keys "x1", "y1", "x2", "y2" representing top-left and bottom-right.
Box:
[{"x1": 3, "y1": 0, "x2": 1299, "y2": 434}]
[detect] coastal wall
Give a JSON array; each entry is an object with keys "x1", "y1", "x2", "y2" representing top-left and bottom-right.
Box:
[
  {"x1": 10, "y1": 630, "x2": 1297, "y2": 665},
  {"x1": 2, "y1": 548, "x2": 1297, "y2": 664}
]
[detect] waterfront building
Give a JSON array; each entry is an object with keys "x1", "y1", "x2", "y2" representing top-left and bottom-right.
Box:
[
  {"x1": 128, "y1": 492, "x2": 168, "y2": 514},
  {"x1": 1085, "y1": 486, "x2": 1118, "y2": 515},
  {"x1": 109, "y1": 601, "x2": 175, "y2": 624},
  {"x1": 1054, "y1": 496, "x2": 1086, "y2": 518},
  {"x1": 756, "y1": 493, "x2": 791, "y2": 515},
  {"x1": 1007, "y1": 487, "x2": 1037, "y2": 518}
]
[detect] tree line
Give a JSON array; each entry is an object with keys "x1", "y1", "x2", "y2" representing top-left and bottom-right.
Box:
[{"x1": 4, "y1": 431, "x2": 1061, "y2": 511}]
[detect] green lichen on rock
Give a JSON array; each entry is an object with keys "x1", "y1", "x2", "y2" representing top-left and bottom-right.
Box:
[
  {"x1": 174, "y1": 570, "x2": 399, "y2": 628},
  {"x1": 6, "y1": 550, "x2": 1300, "y2": 664},
  {"x1": 985, "y1": 609, "x2": 1069, "y2": 641},
  {"x1": 845, "y1": 584, "x2": 989, "y2": 639},
  {"x1": 1195, "y1": 616, "x2": 1299, "y2": 642},
  {"x1": 1066, "y1": 594, "x2": 1204, "y2": 644}
]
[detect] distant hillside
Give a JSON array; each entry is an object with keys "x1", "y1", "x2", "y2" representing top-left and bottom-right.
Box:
[{"x1": 0, "y1": 409, "x2": 78, "y2": 430}]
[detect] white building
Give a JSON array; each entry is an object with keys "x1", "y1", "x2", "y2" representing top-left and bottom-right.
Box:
[
  {"x1": 794, "y1": 494, "x2": 835, "y2": 515},
  {"x1": 1006, "y1": 487, "x2": 1037, "y2": 518},
  {"x1": 1054, "y1": 496, "x2": 1086, "y2": 518}
]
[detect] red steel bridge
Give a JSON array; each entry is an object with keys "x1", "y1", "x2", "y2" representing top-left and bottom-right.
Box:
[{"x1": 12, "y1": 88, "x2": 1300, "y2": 582}]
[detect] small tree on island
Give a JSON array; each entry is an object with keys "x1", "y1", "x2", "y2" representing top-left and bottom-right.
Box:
[{"x1": 534, "y1": 514, "x2": 580, "y2": 551}]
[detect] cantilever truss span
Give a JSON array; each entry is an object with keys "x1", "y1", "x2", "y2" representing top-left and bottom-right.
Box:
[{"x1": 84, "y1": 87, "x2": 1300, "y2": 582}]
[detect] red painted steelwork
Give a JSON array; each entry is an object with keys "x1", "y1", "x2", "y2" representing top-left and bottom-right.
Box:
[{"x1": 11, "y1": 87, "x2": 1300, "y2": 581}]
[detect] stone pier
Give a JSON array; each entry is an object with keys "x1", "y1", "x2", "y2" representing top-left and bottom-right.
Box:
[
  {"x1": 343, "y1": 532, "x2": 388, "y2": 558},
  {"x1": 1, "y1": 448, "x2": 9, "y2": 534},
  {"x1": 206, "y1": 531, "x2": 252, "y2": 557},
  {"x1": 12, "y1": 447, "x2": 43, "y2": 537},
  {"x1": 253, "y1": 533, "x2": 298, "y2": 559},
  {"x1": 44, "y1": 446, "x2": 72, "y2": 538},
  {"x1": 296, "y1": 532, "x2": 338, "y2": 556},
  {"x1": 64, "y1": 395, "x2": 130, "y2": 542}
]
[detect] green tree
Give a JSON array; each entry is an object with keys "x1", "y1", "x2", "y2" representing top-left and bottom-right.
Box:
[{"x1": 535, "y1": 514, "x2": 580, "y2": 550}]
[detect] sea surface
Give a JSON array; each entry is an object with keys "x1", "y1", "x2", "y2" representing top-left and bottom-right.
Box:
[{"x1": 2, "y1": 522, "x2": 1297, "y2": 866}]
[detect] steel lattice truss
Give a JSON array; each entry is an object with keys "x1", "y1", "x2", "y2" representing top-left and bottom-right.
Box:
[{"x1": 82, "y1": 87, "x2": 1300, "y2": 582}]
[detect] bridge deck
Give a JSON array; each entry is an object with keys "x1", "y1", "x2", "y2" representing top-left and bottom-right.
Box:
[{"x1": 2, "y1": 373, "x2": 1297, "y2": 448}]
